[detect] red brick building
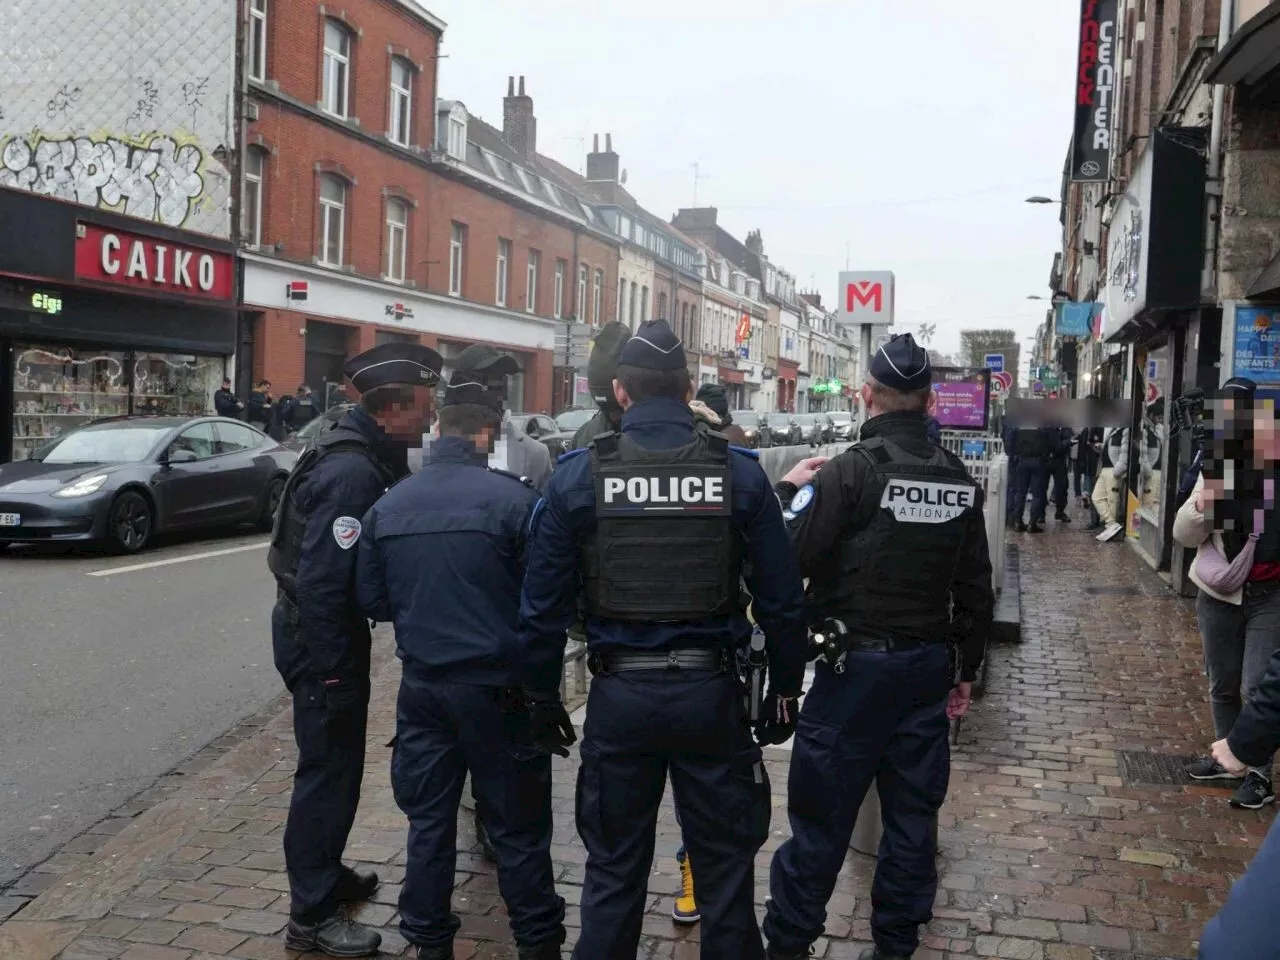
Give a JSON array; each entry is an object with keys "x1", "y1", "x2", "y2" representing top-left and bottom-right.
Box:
[{"x1": 236, "y1": 0, "x2": 618, "y2": 412}]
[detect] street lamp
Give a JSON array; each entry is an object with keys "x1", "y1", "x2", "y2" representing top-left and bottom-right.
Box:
[
  {"x1": 1025, "y1": 196, "x2": 1062, "y2": 205},
  {"x1": 1026, "y1": 295, "x2": 1047, "y2": 300}
]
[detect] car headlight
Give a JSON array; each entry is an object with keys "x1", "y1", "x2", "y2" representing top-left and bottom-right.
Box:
[{"x1": 52, "y1": 473, "x2": 110, "y2": 498}]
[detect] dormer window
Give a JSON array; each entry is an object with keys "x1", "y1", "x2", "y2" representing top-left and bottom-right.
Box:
[{"x1": 438, "y1": 102, "x2": 469, "y2": 161}]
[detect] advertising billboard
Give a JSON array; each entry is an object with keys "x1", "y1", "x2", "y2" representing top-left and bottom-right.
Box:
[{"x1": 931, "y1": 367, "x2": 991, "y2": 431}]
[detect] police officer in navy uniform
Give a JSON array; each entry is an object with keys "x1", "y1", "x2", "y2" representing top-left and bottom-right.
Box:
[
  {"x1": 519, "y1": 319, "x2": 809, "y2": 960},
  {"x1": 570, "y1": 320, "x2": 630, "y2": 450},
  {"x1": 268, "y1": 341, "x2": 443, "y2": 958},
  {"x1": 763, "y1": 333, "x2": 994, "y2": 960},
  {"x1": 355, "y1": 361, "x2": 566, "y2": 960}
]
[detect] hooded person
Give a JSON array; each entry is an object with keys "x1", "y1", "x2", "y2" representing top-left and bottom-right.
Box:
[
  {"x1": 571, "y1": 321, "x2": 631, "y2": 451},
  {"x1": 692, "y1": 383, "x2": 750, "y2": 447}
]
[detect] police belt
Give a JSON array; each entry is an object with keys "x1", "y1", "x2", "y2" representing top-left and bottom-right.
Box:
[
  {"x1": 588, "y1": 647, "x2": 731, "y2": 675},
  {"x1": 840, "y1": 634, "x2": 934, "y2": 654}
]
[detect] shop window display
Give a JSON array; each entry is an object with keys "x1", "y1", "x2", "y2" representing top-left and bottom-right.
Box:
[
  {"x1": 131, "y1": 353, "x2": 223, "y2": 417},
  {"x1": 12, "y1": 346, "x2": 128, "y2": 460}
]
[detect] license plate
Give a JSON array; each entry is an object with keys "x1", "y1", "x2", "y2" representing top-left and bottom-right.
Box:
[{"x1": 0, "y1": 513, "x2": 19, "y2": 527}]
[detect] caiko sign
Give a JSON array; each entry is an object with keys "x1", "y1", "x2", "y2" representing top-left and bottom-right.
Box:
[
  {"x1": 1070, "y1": 0, "x2": 1118, "y2": 182},
  {"x1": 74, "y1": 222, "x2": 235, "y2": 302},
  {"x1": 837, "y1": 271, "x2": 895, "y2": 326}
]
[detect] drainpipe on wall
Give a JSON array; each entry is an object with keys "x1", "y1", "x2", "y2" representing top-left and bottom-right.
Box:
[{"x1": 1203, "y1": 0, "x2": 1237, "y2": 299}]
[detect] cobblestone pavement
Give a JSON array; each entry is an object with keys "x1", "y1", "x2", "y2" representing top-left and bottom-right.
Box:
[{"x1": 0, "y1": 523, "x2": 1269, "y2": 959}]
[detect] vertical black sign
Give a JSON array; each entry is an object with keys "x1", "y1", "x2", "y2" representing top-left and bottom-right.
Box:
[{"x1": 1070, "y1": 0, "x2": 1118, "y2": 182}]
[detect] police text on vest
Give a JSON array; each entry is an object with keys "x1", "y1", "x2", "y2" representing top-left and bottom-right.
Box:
[
  {"x1": 602, "y1": 475, "x2": 725, "y2": 510},
  {"x1": 880, "y1": 479, "x2": 975, "y2": 523}
]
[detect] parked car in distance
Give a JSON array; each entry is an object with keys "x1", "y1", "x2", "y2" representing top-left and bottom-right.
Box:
[
  {"x1": 0, "y1": 416, "x2": 297, "y2": 553},
  {"x1": 281, "y1": 403, "x2": 352, "y2": 453},
  {"x1": 762, "y1": 412, "x2": 803, "y2": 448},
  {"x1": 793, "y1": 413, "x2": 825, "y2": 447},
  {"x1": 511, "y1": 413, "x2": 571, "y2": 458},
  {"x1": 732, "y1": 410, "x2": 761, "y2": 448},
  {"x1": 827, "y1": 411, "x2": 856, "y2": 442}
]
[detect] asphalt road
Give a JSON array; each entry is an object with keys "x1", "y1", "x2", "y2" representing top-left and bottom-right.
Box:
[{"x1": 0, "y1": 529, "x2": 286, "y2": 890}]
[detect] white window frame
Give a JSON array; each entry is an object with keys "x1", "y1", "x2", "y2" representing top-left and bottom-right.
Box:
[
  {"x1": 526, "y1": 250, "x2": 539, "y2": 313},
  {"x1": 389, "y1": 57, "x2": 412, "y2": 146},
  {"x1": 577, "y1": 264, "x2": 588, "y2": 321},
  {"x1": 318, "y1": 175, "x2": 345, "y2": 267},
  {"x1": 554, "y1": 260, "x2": 565, "y2": 319},
  {"x1": 448, "y1": 117, "x2": 466, "y2": 160},
  {"x1": 496, "y1": 238, "x2": 511, "y2": 307},
  {"x1": 449, "y1": 223, "x2": 464, "y2": 296},
  {"x1": 242, "y1": 147, "x2": 264, "y2": 248},
  {"x1": 515, "y1": 167, "x2": 535, "y2": 193},
  {"x1": 385, "y1": 198, "x2": 407, "y2": 283},
  {"x1": 248, "y1": 0, "x2": 267, "y2": 82},
  {"x1": 593, "y1": 269, "x2": 604, "y2": 326},
  {"x1": 482, "y1": 150, "x2": 506, "y2": 181},
  {"x1": 322, "y1": 20, "x2": 351, "y2": 119}
]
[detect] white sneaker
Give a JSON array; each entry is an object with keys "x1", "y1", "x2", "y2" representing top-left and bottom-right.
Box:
[{"x1": 1097, "y1": 522, "x2": 1124, "y2": 542}]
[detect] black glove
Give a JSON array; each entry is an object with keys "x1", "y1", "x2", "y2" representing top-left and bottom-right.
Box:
[
  {"x1": 524, "y1": 689, "x2": 576, "y2": 758},
  {"x1": 755, "y1": 692, "x2": 800, "y2": 747}
]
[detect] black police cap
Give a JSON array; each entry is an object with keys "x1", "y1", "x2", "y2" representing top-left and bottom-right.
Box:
[
  {"x1": 869, "y1": 333, "x2": 932, "y2": 392},
  {"x1": 617, "y1": 319, "x2": 687, "y2": 371},
  {"x1": 344, "y1": 342, "x2": 443, "y2": 393},
  {"x1": 1219, "y1": 376, "x2": 1257, "y2": 401},
  {"x1": 450, "y1": 343, "x2": 521, "y2": 379}
]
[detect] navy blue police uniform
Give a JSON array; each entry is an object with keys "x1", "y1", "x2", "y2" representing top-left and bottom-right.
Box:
[
  {"x1": 519, "y1": 320, "x2": 809, "y2": 960},
  {"x1": 354, "y1": 366, "x2": 566, "y2": 960},
  {"x1": 267, "y1": 342, "x2": 442, "y2": 958},
  {"x1": 764, "y1": 334, "x2": 995, "y2": 960}
]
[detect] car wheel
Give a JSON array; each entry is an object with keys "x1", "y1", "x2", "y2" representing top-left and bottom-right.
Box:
[
  {"x1": 258, "y1": 476, "x2": 286, "y2": 531},
  {"x1": 108, "y1": 491, "x2": 153, "y2": 554}
]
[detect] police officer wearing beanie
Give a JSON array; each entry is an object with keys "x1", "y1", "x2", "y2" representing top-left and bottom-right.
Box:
[
  {"x1": 571, "y1": 320, "x2": 631, "y2": 450},
  {"x1": 519, "y1": 319, "x2": 809, "y2": 960},
  {"x1": 764, "y1": 333, "x2": 994, "y2": 960},
  {"x1": 268, "y1": 341, "x2": 443, "y2": 958},
  {"x1": 355, "y1": 363, "x2": 566, "y2": 960}
]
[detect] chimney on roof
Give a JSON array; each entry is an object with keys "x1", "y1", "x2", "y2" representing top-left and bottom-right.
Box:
[
  {"x1": 745, "y1": 229, "x2": 764, "y2": 256},
  {"x1": 502, "y1": 74, "x2": 537, "y2": 162},
  {"x1": 586, "y1": 131, "x2": 620, "y2": 183}
]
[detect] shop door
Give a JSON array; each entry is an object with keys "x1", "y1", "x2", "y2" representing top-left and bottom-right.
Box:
[
  {"x1": 304, "y1": 320, "x2": 352, "y2": 402},
  {"x1": 0, "y1": 339, "x2": 12, "y2": 463}
]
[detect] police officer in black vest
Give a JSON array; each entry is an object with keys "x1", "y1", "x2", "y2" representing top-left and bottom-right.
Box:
[
  {"x1": 355, "y1": 361, "x2": 566, "y2": 960},
  {"x1": 570, "y1": 320, "x2": 630, "y2": 449},
  {"x1": 764, "y1": 334, "x2": 994, "y2": 960},
  {"x1": 268, "y1": 341, "x2": 442, "y2": 958},
  {"x1": 519, "y1": 319, "x2": 809, "y2": 960}
]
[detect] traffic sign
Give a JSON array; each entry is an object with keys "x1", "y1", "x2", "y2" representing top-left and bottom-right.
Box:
[
  {"x1": 984, "y1": 354, "x2": 1004, "y2": 373},
  {"x1": 991, "y1": 371, "x2": 1013, "y2": 392},
  {"x1": 1043, "y1": 373, "x2": 1060, "y2": 389}
]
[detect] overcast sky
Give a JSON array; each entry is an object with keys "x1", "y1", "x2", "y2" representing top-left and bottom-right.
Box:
[{"x1": 427, "y1": 0, "x2": 1078, "y2": 358}]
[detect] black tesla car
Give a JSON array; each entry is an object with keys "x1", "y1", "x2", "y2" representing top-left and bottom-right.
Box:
[{"x1": 0, "y1": 416, "x2": 297, "y2": 553}]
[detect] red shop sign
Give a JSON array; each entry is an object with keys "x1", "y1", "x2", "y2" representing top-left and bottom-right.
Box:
[{"x1": 74, "y1": 222, "x2": 234, "y2": 301}]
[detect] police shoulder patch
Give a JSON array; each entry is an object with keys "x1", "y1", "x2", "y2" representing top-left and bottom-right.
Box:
[
  {"x1": 729, "y1": 445, "x2": 760, "y2": 460},
  {"x1": 332, "y1": 516, "x2": 362, "y2": 550},
  {"x1": 790, "y1": 484, "x2": 815, "y2": 514},
  {"x1": 557, "y1": 448, "x2": 588, "y2": 464}
]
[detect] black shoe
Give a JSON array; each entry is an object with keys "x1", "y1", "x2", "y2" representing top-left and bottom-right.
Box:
[
  {"x1": 1055, "y1": 511, "x2": 1071, "y2": 522},
  {"x1": 766, "y1": 947, "x2": 811, "y2": 960},
  {"x1": 286, "y1": 917, "x2": 382, "y2": 958},
  {"x1": 333, "y1": 865, "x2": 379, "y2": 903},
  {"x1": 860, "y1": 950, "x2": 912, "y2": 960},
  {"x1": 1014, "y1": 521, "x2": 1027, "y2": 533},
  {"x1": 413, "y1": 945, "x2": 453, "y2": 960},
  {"x1": 1028, "y1": 523, "x2": 1044, "y2": 534},
  {"x1": 518, "y1": 941, "x2": 564, "y2": 960},
  {"x1": 1084, "y1": 521, "x2": 1102, "y2": 532},
  {"x1": 1230, "y1": 771, "x2": 1276, "y2": 809},
  {"x1": 475, "y1": 810, "x2": 497, "y2": 863},
  {"x1": 1185, "y1": 756, "x2": 1242, "y2": 781}
]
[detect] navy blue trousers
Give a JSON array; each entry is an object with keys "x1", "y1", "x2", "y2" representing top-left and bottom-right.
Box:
[
  {"x1": 574, "y1": 669, "x2": 770, "y2": 960},
  {"x1": 1049, "y1": 459, "x2": 1070, "y2": 512},
  {"x1": 765, "y1": 645, "x2": 952, "y2": 956},
  {"x1": 1012, "y1": 456, "x2": 1049, "y2": 525},
  {"x1": 1199, "y1": 809, "x2": 1280, "y2": 957},
  {"x1": 391, "y1": 674, "x2": 564, "y2": 950}
]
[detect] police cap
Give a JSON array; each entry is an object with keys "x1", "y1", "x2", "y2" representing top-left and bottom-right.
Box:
[
  {"x1": 869, "y1": 333, "x2": 932, "y2": 392},
  {"x1": 344, "y1": 342, "x2": 443, "y2": 393},
  {"x1": 617, "y1": 319, "x2": 686, "y2": 371},
  {"x1": 587, "y1": 321, "x2": 631, "y2": 403},
  {"x1": 441, "y1": 349, "x2": 518, "y2": 411},
  {"x1": 1219, "y1": 377, "x2": 1257, "y2": 401},
  {"x1": 695, "y1": 383, "x2": 732, "y2": 424},
  {"x1": 449, "y1": 343, "x2": 521, "y2": 380}
]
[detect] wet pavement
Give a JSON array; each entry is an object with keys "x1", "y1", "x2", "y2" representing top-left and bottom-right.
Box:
[{"x1": 0, "y1": 520, "x2": 1267, "y2": 959}]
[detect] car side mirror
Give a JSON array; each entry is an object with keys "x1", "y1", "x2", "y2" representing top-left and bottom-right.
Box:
[{"x1": 166, "y1": 449, "x2": 198, "y2": 465}]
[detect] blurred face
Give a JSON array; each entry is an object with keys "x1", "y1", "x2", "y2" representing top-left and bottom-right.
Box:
[
  {"x1": 379, "y1": 385, "x2": 434, "y2": 444},
  {"x1": 1253, "y1": 400, "x2": 1279, "y2": 464}
]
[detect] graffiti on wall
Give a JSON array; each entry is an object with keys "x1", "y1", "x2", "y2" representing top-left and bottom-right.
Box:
[{"x1": 0, "y1": 133, "x2": 209, "y2": 228}]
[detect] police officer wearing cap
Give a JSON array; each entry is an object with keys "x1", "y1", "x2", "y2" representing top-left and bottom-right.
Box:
[
  {"x1": 763, "y1": 333, "x2": 994, "y2": 960},
  {"x1": 355, "y1": 362, "x2": 566, "y2": 960},
  {"x1": 571, "y1": 320, "x2": 631, "y2": 449},
  {"x1": 519, "y1": 319, "x2": 809, "y2": 960},
  {"x1": 268, "y1": 341, "x2": 442, "y2": 958}
]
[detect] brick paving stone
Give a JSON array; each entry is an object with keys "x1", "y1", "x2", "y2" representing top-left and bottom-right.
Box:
[{"x1": 2, "y1": 526, "x2": 1269, "y2": 959}]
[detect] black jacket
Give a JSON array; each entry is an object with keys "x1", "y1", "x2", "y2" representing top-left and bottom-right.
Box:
[
  {"x1": 214, "y1": 388, "x2": 242, "y2": 419},
  {"x1": 1075, "y1": 427, "x2": 1103, "y2": 476},
  {"x1": 247, "y1": 391, "x2": 272, "y2": 425},
  {"x1": 1229, "y1": 644, "x2": 1280, "y2": 768}
]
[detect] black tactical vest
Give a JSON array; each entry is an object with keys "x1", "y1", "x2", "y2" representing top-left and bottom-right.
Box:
[
  {"x1": 267, "y1": 426, "x2": 397, "y2": 599},
  {"x1": 583, "y1": 430, "x2": 740, "y2": 622},
  {"x1": 811, "y1": 435, "x2": 982, "y2": 641}
]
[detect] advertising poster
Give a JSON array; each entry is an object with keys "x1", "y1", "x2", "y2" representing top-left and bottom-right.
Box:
[
  {"x1": 1232, "y1": 306, "x2": 1280, "y2": 383},
  {"x1": 931, "y1": 368, "x2": 990, "y2": 431}
]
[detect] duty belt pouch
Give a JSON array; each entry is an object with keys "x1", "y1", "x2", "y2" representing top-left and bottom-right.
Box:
[{"x1": 584, "y1": 431, "x2": 739, "y2": 622}]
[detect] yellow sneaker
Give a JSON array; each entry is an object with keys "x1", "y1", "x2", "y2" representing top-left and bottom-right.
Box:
[{"x1": 672, "y1": 849, "x2": 700, "y2": 924}]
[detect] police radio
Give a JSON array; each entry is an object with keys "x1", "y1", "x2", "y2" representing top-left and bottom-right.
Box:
[{"x1": 810, "y1": 617, "x2": 850, "y2": 674}]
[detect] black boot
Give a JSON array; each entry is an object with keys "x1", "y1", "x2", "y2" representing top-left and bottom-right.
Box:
[
  {"x1": 1028, "y1": 522, "x2": 1044, "y2": 534},
  {"x1": 333, "y1": 865, "x2": 379, "y2": 903},
  {"x1": 285, "y1": 916, "x2": 382, "y2": 958},
  {"x1": 766, "y1": 947, "x2": 811, "y2": 959},
  {"x1": 1014, "y1": 520, "x2": 1027, "y2": 533},
  {"x1": 413, "y1": 944, "x2": 454, "y2": 960},
  {"x1": 859, "y1": 949, "x2": 912, "y2": 960},
  {"x1": 474, "y1": 810, "x2": 497, "y2": 863},
  {"x1": 1055, "y1": 509, "x2": 1071, "y2": 522},
  {"x1": 518, "y1": 940, "x2": 564, "y2": 959}
]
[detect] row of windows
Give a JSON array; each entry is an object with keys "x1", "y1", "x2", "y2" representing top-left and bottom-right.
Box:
[
  {"x1": 248, "y1": 0, "x2": 420, "y2": 148},
  {"x1": 465, "y1": 227, "x2": 606, "y2": 319}
]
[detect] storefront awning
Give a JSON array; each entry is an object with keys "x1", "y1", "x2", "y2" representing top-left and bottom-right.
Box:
[
  {"x1": 1247, "y1": 247, "x2": 1280, "y2": 300},
  {"x1": 1205, "y1": 4, "x2": 1280, "y2": 90}
]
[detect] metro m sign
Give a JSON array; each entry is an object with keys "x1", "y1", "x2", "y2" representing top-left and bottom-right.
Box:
[{"x1": 838, "y1": 271, "x2": 895, "y2": 326}]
